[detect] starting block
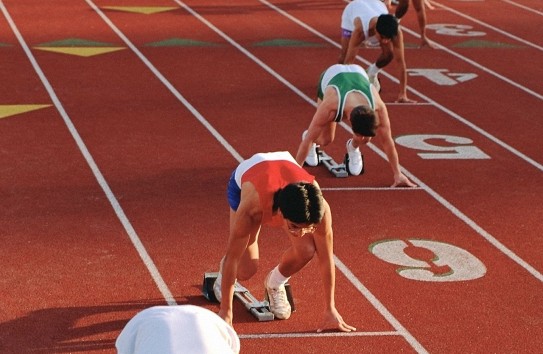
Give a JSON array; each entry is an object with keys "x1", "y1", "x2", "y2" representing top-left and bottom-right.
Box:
[
  {"x1": 202, "y1": 272, "x2": 295, "y2": 322},
  {"x1": 317, "y1": 149, "x2": 349, "y2": 178}
]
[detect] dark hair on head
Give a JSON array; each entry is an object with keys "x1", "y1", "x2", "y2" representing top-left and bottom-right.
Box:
[
  {"x1": 376, "y1": 14, "x2": 399, "y2": 39},
  {"x1": 350, "y1": 105, "x2": 376, "y2": 137},
  {"x1": 272, "y1": 182, "x2": 324, "y2": 224}
]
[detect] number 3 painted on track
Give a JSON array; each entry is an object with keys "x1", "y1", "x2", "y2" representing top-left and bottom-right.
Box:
[
  {"x1": 395, "y1": 134, "x2": 490, "y2": 159},
  {"x1": 369, "y1": 239, "x2": 487, "y2": 282},
  {"x1": 427, "y1": 24, "x2": 486, "y2": 37}
]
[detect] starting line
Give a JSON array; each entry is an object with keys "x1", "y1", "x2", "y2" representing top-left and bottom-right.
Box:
[
  {"x1": 321, "y1": 187, "x2": 422, "y2": 191},
  {"x1": 239, "y1": 331, "x2": 400, "y2": 339}
]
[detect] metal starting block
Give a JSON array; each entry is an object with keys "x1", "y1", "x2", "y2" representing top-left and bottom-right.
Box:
[
  {"x1": 202, "y1": 272, "x2": 273, "y2": 321},
  {"x1": 317, "y1": 149, "x2": 349, "y2": 178},
  {"x1": 202, "y1": 272, "x2": 295, "y2": 322}
]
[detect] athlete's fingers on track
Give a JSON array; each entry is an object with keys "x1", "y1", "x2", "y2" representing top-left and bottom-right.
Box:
[
  {"x1": 341, "y1": 322, "x2": 357, "y2": 332},
  {"x1": 395, "y1": 97, "x2": 417, "y2": 104}
]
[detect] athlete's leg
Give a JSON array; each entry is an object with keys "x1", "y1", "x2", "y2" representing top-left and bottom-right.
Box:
[
  {"x1": 314, "y1": 120, "x2": 338, "y2": 147},
  {"x1": 376, "y1": 40, "x2": 394, "y2": 69},
  {"x1": 231, "y1": 208, "x2": 261, "y2": 281},
  {"x1": 412, "y1": 0, "x2": 436, "y2": 48},
  {"x1": 339, "y1": 33, "x2": 351, "y2": 64},
  {"x1": 264, "y1": 230, "x2": 316, "y2": 319},
  {"x1": 277, "y1": 231, "x2": 317, "y2": 277}
]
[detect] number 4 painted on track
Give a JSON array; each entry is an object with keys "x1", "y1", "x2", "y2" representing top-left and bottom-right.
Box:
[
  {"x1": 395, "y1": 134, "x2": 490, "y2": 159},
  {"x1": 407, "y1": 69, "x2": 477, "y2": 86},
  {"x1": 369, "y1": 239, "x2": 487, "y2": 282}
]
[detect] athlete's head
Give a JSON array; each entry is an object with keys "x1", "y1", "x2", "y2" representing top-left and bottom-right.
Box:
[
  {"x1": 350, "y1": 105, "x2": 376, "y2": 137},
  {"x1": 376, "y1": 14, "x2": 399, "y2": 40},
  {"x1": 273, "y1": 182, "x2": 324, "y2": 225}
]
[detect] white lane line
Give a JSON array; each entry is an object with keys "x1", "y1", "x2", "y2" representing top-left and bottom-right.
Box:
[
  {"x1": 240, "y1": 330, "x2": 401, "y2": 339},
  {"x1": 501, "y1": 0, "x2": 543, "y2": 15},
  {"x1": 335, "y1": 256, "x2": 429, "y2": 354},
  {"x1": 322, "y1": 187, "x2": 422, "y2": 191},
  {"x1": 0, "y1": 0, "x2": 177, "y2": 305}
]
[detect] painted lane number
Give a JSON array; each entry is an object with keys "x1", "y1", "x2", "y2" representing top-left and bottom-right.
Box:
[
  {"x1": 370, "y1": 239, "x2": 487, "y2": 282},
  {"x1": 395, "y1": 134, "x2": 490, "y2": 160},
  {"x1": 427, "y1": 24, "x2": 486, "y2": 37}
]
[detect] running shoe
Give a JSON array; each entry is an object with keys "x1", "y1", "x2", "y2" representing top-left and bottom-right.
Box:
[
  {"x1": 213, "y1": 258, "x2": 224, "y2": 303},
  {"x1": 345, "y1": 139, "x2": 364, "y2": 176},
  {"x1": 302, "y1": 130, "x2": 319, "y2": 166},
  {"x1": 264, "y1": 272, "x2": 291, "y2": 320},
  {"x1": 368, "y1": 71, "x2": 381, "y2": 92}
]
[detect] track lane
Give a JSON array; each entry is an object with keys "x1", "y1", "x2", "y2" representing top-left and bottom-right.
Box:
[
  {"x1": 2, "y1": 0, "x2": 227, "y2": 351},
  {"x1": 0, "y1": 3, "x2": 178, "y2": 352}
]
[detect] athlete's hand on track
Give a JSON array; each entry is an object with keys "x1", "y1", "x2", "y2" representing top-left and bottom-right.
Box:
[
  {"x1": 317, "y1": 308, "x2": 356, "y2": 333},
  {"x1": 395, "y1": 96, "x2": 417, "y2": 104},
  {"x1": 392, "y1": 173, "x2": 417, "y2": 188},
  {"x1": 420, "y1": 37, "x2": 438, "y2": 49}
]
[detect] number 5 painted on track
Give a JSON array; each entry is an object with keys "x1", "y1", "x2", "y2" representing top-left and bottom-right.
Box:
[
  {"x1": 369, "y1": 239, "x2": 487, "y2": 282},
  {"x1": 395, "y1": 134, "x2": 490, "y2": 159}
]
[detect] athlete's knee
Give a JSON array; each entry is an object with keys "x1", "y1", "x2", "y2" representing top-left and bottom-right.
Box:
[
  {"x1": 294, "y1": 242, "x2": 317, "y2": 264},
  {"x1": 237, "y1": 259, "x2": 259, "y2": 281},
  {"x1": 378, "y1": 52, "x2": 394, "y2": 67},
  {"x1": 317, "y1": 135, "x2": 335, "y2": 146}
]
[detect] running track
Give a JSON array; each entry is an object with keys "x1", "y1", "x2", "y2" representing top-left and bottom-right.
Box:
[{"x1": 0, "y1": 0, "x2": 541, "y2": 353}]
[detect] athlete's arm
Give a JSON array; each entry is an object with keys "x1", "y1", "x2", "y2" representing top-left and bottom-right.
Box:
[
  {"x1": 395, "y1": 0, "x2": 409, "y2": 19},
  {"x1": 218, "y1": 183, "x2": 262, "y2": 325},
  {"x1": 392, "y1": 29, "x2": 416, "y2": 103},
  {"x1": 295, "y1": 97, "x2": 338, "y2": 166},
  {"x1": 372, "y1": 87, "x2": 416, "y2": 187},
  {"x1": 311, "y1": 195, "x2": 356, "y2": 332},
  {"x1": 344, "y1": 18, "x2": 365, "y2": 64}
]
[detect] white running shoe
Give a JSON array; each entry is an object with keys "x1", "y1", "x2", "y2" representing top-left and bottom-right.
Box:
[
  {"x1": 302, "y1": 130, "x2": 319, "y2": 166},
  {"x1": 305, "y1": 144, "x2": 319, "y2": 166},
  {"x1": 213, "y1": 258, "x2": 225, "y2": 303},
  {"x1": 264, "y1": 272, "x2": 291, "y2": 320},
  {"x1": 369, "y1": 71, "x2": 381, "y2": 92},
  {"x1": 346, "y1": 139, "x2": 364, "y2": 176}
]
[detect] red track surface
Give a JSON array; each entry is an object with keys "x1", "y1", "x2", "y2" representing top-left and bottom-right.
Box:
[{"x1": 1, "y1": 0, "x2": 541, "y2": 353}]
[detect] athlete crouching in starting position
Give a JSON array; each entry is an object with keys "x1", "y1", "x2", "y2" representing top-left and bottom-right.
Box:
[
  {"x1": 296, "y1": 63, "x2": 416, "y2": 188},
  {"x1": 213, "y1": 151, "x2": 355, "y2": 333}
]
